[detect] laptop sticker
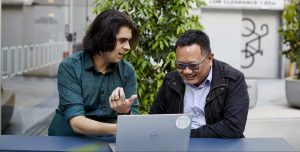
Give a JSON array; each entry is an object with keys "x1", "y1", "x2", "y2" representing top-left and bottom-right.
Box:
[{"x1": 176, "y1": 115, "x2": 191, "y2": 129}]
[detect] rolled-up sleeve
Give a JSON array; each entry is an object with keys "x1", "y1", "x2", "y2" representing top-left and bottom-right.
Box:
[{"x1": 57, "y1": 61, "x2": 85, "y2": 121}]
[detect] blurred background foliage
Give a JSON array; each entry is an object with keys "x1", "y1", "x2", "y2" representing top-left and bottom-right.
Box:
[
  {"x1": 279, "y1": 0, "x2": 300, "y2": 79},
  {"x1": 93, "y1": 0, "x2": 205, "y2": 113}
]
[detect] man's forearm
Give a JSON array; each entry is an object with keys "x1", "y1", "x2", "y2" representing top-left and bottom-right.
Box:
[{"x1": 70, "y1": 116, "x2": 117, "y2": 136}]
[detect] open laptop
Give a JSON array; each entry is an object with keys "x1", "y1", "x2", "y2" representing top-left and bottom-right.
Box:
[{"x1": 109, "y1": 113, "x2": 192, "y2": 152}]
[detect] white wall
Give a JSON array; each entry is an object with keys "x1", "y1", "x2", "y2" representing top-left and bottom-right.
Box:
[
  {"x1": 73, "y1": 0, "x2": 95, "y2": 43},
  {"x1": 194, "y1": 9, "x2": 243, "y2": 71},
  {"x1": 22, "y1": 5, "x2": 65, "y2": 44},
  {"x1": 1, "y1": 5, "x2": 23, "y2": 47},
  {"x1": 193, "y1": 8, "x2": 282, "y2": 78},
  {"x1": 1, "y1": 0, "x2": 95, "y2": 51},
  {"x1": 241, "y1": 10, "x2": 281, "y2": 78}
]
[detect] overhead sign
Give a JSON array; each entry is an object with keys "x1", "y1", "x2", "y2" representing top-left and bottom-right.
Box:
[{"x1": 203, "y1": 0, "x2": 285, "y2": 10}]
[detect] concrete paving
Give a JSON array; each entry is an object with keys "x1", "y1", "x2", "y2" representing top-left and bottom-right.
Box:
[
  {"x1": 1, "y1": 76, "x2": 300, "y2": 150},
  {"x1": 245, "y1": 79, "x2": 300, "y2": 151}
]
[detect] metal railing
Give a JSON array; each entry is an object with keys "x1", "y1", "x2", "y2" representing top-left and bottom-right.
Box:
[{"x1": 1, "y1": 41, "x2": 68, "y2": 79}]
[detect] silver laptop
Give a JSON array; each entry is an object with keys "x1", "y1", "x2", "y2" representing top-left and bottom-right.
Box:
[{"x1": 109, "y1": 113, "x2": 192, "y2": 152}]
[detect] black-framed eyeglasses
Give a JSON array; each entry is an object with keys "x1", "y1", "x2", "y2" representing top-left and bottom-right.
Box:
[{"x1": 175, "y1": 55, "x2": 208, "y2": 71}]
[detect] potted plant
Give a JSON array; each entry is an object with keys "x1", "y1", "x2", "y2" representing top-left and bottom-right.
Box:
[{"x1": 279, "y1": 0, "x2": 300, "y2": 107}]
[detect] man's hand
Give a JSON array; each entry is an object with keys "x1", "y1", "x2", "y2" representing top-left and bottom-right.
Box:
[{"x1": 109, "y1": 87, "x2": 137, "y2": 114}]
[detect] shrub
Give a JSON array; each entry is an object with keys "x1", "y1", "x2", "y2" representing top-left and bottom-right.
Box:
[{"x1": 279, "y1": 0, "x2": 300, "y2": 79}]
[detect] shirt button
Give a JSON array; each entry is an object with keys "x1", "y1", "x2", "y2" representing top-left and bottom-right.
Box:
[
  {"x1": 221, "y1": 87, "x2": 224, "y2": 91},
  {"x1": 207, "y1": 97, "x2": 210, "y2": 100},
  {"x1": 173, "y1": 82, "x2": 176, "y2": 85}
]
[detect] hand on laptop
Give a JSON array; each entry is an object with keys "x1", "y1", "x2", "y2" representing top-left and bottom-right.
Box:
[{"x1": 109, "y1": 87, "x2": 137, "y2": 114}]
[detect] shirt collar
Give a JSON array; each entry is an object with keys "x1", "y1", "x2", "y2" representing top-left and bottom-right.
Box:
[
  {"x1": 83, "y1": 52, "x2": 117, "y2": 72},
  {"x1": 206, "y1": 66, "x2": 213, "y2": 85},
  {"x1": 84, "y1": 52, "x2": 94, "y2": 70}
]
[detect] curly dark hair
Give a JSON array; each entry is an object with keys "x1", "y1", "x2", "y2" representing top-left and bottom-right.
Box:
[{"x1": 82, "y1": 9, "x2": 139, "y2": 55}]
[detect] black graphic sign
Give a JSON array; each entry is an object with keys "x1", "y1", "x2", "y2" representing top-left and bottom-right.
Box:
[{"x1": 241, "y1": 18, "x2": 268, "y2": 69}]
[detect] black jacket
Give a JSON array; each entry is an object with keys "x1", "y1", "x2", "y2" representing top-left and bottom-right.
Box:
[{"x1": 150, "y1": 59, "x2": 249, "y2": 138}]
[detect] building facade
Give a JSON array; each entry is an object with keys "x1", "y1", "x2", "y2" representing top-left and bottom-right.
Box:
[{"x1": 193, "y1": 0, "x2": 285, "y2": 78}]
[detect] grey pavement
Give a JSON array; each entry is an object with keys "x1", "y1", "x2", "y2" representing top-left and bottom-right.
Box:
[
  {"x1": 245, "y1": 79, "x2": 300, "y2": 151},
  {"x1": 2, "y1": 76, "x2": 300, "y2": 151}
]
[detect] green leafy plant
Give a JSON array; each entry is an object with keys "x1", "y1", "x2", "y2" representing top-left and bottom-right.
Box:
[
  {"x1": 93, "y1": 0, "x2": 205, "y2": 113},
  {"x1": 279, "y1": 0, "x2": 300, "y2": 79}
]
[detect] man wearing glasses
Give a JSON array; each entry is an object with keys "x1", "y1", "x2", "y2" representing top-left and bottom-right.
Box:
[{"x1": 150, "y1": 30, "x2": 249, "y2": 138}]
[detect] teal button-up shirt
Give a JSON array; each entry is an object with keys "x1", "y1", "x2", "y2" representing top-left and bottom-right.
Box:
[{"x1": 48, "y1": 51, "x2": 138, "y2": 136}]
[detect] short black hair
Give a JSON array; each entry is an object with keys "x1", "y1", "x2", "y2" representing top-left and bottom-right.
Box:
[
  {"x1": 175, "y1": 30, "x2": 211, "y2": 55},
  {"x1": 82, "y1": 9, "x2": 139, "y2": 55}
]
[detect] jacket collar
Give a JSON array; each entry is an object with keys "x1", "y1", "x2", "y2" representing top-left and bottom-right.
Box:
[
  {"x1": 211, "y1": 59, "x2": 240, "y2": 89},
  {"x1": 165, "y1": 71, "x2": 185, "y2": 95},
  {"x1": 210, "y1": 59, "x2": 226, "y2": 89}
]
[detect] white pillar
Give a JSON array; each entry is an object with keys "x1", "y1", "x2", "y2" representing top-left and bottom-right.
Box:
[
  {"x1": 68, "y1": 0, "x2": 74, "y2": 55},
  {"x1": 0, "y1": 0, "x2": 3, "y2": 133}
]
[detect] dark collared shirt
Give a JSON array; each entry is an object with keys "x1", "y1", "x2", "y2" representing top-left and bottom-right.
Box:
[{"x1": 48, "y1": 51, "x2": 138, "y2": 136}]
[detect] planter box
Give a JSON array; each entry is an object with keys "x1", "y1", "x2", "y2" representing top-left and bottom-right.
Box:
[{"x1": 246, "y1": 79, "x2": 258, "y2": 109}]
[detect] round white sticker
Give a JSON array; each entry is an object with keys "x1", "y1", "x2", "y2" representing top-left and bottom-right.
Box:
[{"x1": 176, "y1": 116, "x2": 191, "y2": 129}]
